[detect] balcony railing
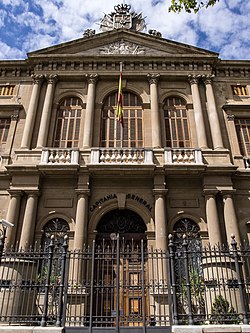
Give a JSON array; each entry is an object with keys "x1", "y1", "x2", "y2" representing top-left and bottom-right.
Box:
[
  {"x1": 164, "y1": 148, "x2": 203, "y2": 165},
  {"x1": 91, "y1": 148, "x2": 154, "y2": 164},
  {"x1": 243, "y1": 157, "x2": 250, "y2": 169},
  {"x1": 40, "y1": 148, "x2": 79, "y2": 165}
]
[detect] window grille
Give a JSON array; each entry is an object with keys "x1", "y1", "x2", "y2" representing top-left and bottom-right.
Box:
[
  {"x1": 163, "y1": 97, "x2": 191, "y2": 148},
  {"x1": 0, "y1": 118, "x2": 11, "y2": 144},
  {"x1": 235, "y1": 118, "x2": 250, "y2": 156},
  {"x1": 41, "y1": 218, "x2": 69, "y2": 250},
  {"x1": 53, "y1": 97, "x2": 83, "y2": 148},
  {"x1": 101, "y1": 91, "x2": 143, "y2": 148}
]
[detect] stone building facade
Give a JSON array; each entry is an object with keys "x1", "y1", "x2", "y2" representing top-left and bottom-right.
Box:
[{"x1": 0, "y1": 4, "x2": 249, "y2": 254}]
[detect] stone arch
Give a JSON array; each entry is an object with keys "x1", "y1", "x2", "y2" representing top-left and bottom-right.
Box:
[
  {"x1": 160, "y1": 90, "x2": 191, "y2": 105},
  {"x1": 97, "y1": 84, "x2": 149, "y2": 105},
  {"x1": 88, "y1": 199, "x2": 154, "y2": 235},
  {"x1": 54, "y1": 91, "x2": 86, "y2": 105},
  {"x1": 169, "y1": 212, "x2": 207, "y2": 235},
  {"x1": 36, "y1": 212, "x2": 74, "y2": 234}
]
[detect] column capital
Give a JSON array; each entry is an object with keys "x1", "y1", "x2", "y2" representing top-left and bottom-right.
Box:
[
  {"x1": 7, "y1": 189, "x2": 24, "y2": 197},
  {"x1": 11, "y1": 110, "x2": 20, "y2": 121},
  {"x1": 188, "y1": 74, "x2": 201, "y2": 85},
  {"x1": 227, "y1": 114, "x2": 235, "y2": 121},
  {"x1": 153, "y1": 189, "x2": 168, "y2": 197},
  {"x1": 31, "y1": 74, "x2": 44, "y2": 84},
  {"x1": 220, "y1": 189, "x2": 236, "y2": 199},
  {"x1": 86, "y1": 73, "x2": 99, "y2": 84},
  {"x1": 147, "y1": 73, "x2": 160, "y2": 85},
  {"x1": 203, "y1": 189, "x2": 219, "y2": 197},
  {"x1": 202, "y1": 74, "x2": 215, "y2": 85},
  {"x1": 45, "y1": 74, "x2": 58, "y2": 84},
  {"x1": 75, "y1": 189, "x2": 90, "y2": 197},
  {"x1": 24, "y1": 189, "x2": 40, "y2": 197}
]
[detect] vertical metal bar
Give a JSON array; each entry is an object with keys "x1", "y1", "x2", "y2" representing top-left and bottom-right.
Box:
[
  {"x1": 141, "y1": 239, "x2": 146, "y2": 332},
  {"x1": 89, "y1": 240, "x2": 95, "y2": 333},
  {"x1": 231, "y1": 235, "x2": 248, "y2": 324},
  {"x1": 116, "y1": 234, "x2": 120, "y2": 333},
  {"x1": 168, "y1": 234, "x2": 178, "y2": 325},
  {"x1": 56, "y1": 235, "x2": 68, "y2": 326},
  {"x1": 62, "y1": 247, "x2": 70, "y2": 327},
  {"x1": 41, "y1": 235, "x2": 55, "y2": 327},
  {"x1": 182, "y1": 235, "x2": 193, "y2": 325}
]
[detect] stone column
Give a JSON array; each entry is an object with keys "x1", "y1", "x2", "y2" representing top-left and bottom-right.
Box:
[
  {"x1": 19, "y1": 191, "x2": 39, "y2": 249},
  {"x1": 203, "y1": 75, "x2": 224, "y2": 150},
  {"x1": 188, "y1": 75, "x2": 208, "y2": 148},
  {"x1": 203, "y1": 190, "x2": 222, "y2": 246},
  {"x1": 36, "y1": 74, "x2": 58, "y2": 148},
  {"x1": 147, "y1": 74, "x2": 162, "y2": 148},
  {"x1": 153, "y1": 189, "x2": 168, "y2": 251},
  {"x1": 21, "y1": 75, "x2": 44, "y2": 149},
  {"x1": 5, "y1": 190, "x2": 23, "y2": 247},
  {"x1": 82, "y1": 74, "x2": 98, "y2": 148},
  {"x1": 221, "y1": 191, "x2": 241, "y2": 244},
  {"x1": 73, "y1": 190, "x2": 90, "y2": 250}
]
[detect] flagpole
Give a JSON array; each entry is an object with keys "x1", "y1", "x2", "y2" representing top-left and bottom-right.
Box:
[{"x1": 120, "y1": 62, "x2": 123, "y2": 148}]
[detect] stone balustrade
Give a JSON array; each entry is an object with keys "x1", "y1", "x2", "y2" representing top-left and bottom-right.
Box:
[
  {"x1": 40, "y1": 148, "x2": 79, "y2": 165},
  {"x1": 91, "y1": 148, "x2": 153, "y2": 164},
  {"x1": 164, "y1": 148, "x2": 203, "y2": 165},
  {"x1": 244, "y1": 157, "x2": 250, "y2": 169}
]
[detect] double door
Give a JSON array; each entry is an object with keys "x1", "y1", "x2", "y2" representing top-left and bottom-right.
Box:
[{"x1": 93, "y1": 235, "x2": 148, "y2": 327}]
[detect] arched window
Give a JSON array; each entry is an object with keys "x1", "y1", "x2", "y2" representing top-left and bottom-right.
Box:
[
  {"x1": 101, "y1": 91, "x2": 143, "y2": 148},
  {"x1": 163, "y1": 96, "x2": 191, "y2": 148},
  {"x1": 41, "y1": 218, "x2": 69, "y2": 250},
  {"x1": 53, "y1": 97, "x2": 83, "y2": 148},
  {"x1": 173, "y1": 217, "x2": 201, "y2": 250}
]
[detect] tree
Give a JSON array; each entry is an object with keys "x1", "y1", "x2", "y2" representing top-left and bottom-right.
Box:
[{"x1": 169, "y1": 0, "x2": 219, "y2": 13}]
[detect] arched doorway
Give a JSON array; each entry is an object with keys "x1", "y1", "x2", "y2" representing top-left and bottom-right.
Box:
[{"x1": 93, "y1": 209, "x2": 148, "y2": 327}]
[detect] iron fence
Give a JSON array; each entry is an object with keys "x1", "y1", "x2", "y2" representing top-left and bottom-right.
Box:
[{"x1": 0, "y1": 235, "x2": 249, "y2": 328}]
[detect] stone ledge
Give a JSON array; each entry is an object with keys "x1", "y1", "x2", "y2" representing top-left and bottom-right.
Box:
[
  {"x1": 172, "y1": 325, "x2": 249, "y2": 333},
  {"x1": 0, "y1": 327, "x2": 64, "y2": 333}
]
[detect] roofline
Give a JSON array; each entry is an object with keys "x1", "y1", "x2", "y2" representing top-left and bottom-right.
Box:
[{"x1": 27, "y1": 28, "x2": 219, "y2": 58}]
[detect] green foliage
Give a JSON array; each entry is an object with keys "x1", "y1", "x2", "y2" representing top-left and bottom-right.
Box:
[
  {"x1": 211, "y1": 295, "x2": 239, "y2": 324},
  {"x1": 178, "y1": 267, "x2": 205, "y2": 323},
  {"x1": 169, "y1": 0, "x2": 219, "y2": 13}
]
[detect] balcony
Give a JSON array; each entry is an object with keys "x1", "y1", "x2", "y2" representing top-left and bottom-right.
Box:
[
  {"x1": 90, "y1": 148, "x2": 154, "y2": 164},
  {"x1": 164, "y1": 148, "x2": 203, "y2": 165},
  {"x1": 40, "y1": 148, "x2": 79, "y2": 165}
]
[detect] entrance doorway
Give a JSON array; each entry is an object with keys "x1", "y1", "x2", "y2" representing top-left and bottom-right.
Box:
[{"x1": 93, "y1": 209, "x2": 147, "y2": 327}]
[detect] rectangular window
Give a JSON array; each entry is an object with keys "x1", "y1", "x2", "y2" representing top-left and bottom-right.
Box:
[
  {"x1": 0, "y1": 118, "x2": 11, "y2": 144},
  {"x1": 235, "y1": 119, "x2": 250, "y2": 156},
  {"x1": 232, "y1": 85, "x2": 248, "y2": 96},
  {"x1": 0, "y1": 85, "x2": 15, "y2": 96}
]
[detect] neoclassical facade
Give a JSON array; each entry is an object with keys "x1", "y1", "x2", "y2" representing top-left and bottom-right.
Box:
[{"x1": 0, "y1": 4, "x2": 249, "y2": 254}]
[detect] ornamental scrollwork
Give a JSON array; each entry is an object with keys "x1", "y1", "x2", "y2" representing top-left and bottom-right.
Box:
[{"x1": 100, "y1": 41, "x2": 145, "y2": 55}]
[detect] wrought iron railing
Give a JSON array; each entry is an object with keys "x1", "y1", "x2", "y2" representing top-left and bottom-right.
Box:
[{"x1": 0, "y1": 236, "x2": 249, "y2": 328}]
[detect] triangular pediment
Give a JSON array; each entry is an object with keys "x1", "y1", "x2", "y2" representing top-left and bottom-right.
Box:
[{"x1": 27, "y1": 29, "x2": 218, "y2": 60}]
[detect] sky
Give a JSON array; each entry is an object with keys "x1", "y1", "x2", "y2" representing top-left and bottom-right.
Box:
[{"x1": 0, "y1": 0, "x2": 249, "y2": 60}]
